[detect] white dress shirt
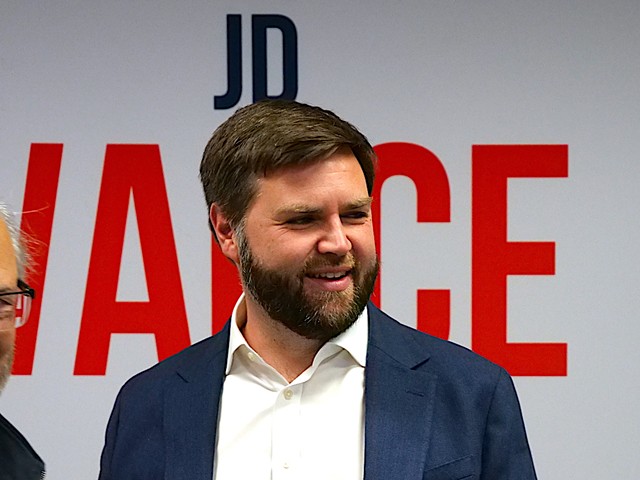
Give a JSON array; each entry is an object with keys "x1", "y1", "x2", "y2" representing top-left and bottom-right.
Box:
[{"x1": 213, "y1": 295, "x2": 368, "y2": 480}]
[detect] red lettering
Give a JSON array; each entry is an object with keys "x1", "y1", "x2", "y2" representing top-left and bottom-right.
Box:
[
  {"x1": 74, "y1": 145, "x2": 191, "y2": 375},
  {"x1": 13, "y1": 144, "x2": 63, "y2": 375},
  {"x1": 373, "y1": 143, "x2": 451, "y2": 339},
  {"x1": 472, "y1": 144, "x2": 568, "y2": 376}
]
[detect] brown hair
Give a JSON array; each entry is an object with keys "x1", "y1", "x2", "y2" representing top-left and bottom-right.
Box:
[{"x1": 200, "y1": 100, "x2": 376, "y2": 231}]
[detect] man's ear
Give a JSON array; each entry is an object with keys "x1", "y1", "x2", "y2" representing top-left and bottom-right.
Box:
[{"x1": 209, "y1": 204, "x2": 240, "y2": 264}]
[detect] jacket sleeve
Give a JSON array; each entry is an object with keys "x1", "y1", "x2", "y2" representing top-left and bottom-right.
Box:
[{"x1": 480, "y1": 369, "x2": 537, "y2": 479}]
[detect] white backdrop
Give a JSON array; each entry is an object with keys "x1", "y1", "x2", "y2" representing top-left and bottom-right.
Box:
[{"x1": 1, "y1": 2, "x2": 639, "y2": 478}]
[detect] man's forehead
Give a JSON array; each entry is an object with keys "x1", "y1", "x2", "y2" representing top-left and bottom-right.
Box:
[
  {"x1": 0, "y1": 219, "x2": 13, "y2": 258},
  {"x1": 248, "y1": 151, "x2": 370, "y2": 214},
  {"x1": 0, "y1": 218, "x2": 18, "y2": 289}
]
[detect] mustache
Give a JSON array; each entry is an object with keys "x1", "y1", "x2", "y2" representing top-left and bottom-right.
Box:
[{"x1": 302, "y1": 253, "x2": 356, "y2": 274}]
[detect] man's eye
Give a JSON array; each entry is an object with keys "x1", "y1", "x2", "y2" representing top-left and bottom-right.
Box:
[
  {"x1": 0, "y1": 297, "x2": 14, "y2": 307},
  {"x1": 343, "y1": 211, "x2": 369, "y2": 221},
  {"x1": 0, "y1": 298, "x2": 15, "y2": 319},
  {"x1": 286, "y1": 216, "x2": 314, "y2": 225}
]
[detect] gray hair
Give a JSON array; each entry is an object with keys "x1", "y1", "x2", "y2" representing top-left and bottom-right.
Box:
[{"x1": 0, "y1": 202, "x2": 27, "y2": 278}]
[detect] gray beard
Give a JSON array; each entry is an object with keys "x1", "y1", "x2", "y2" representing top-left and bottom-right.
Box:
[{"x1": 0, "y1": 346, "x2": 14, "y2": 395}]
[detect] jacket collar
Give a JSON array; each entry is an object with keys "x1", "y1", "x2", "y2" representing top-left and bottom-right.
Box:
[{"x1": 164, "y1": 323, "x2": 230, "y2": 479}]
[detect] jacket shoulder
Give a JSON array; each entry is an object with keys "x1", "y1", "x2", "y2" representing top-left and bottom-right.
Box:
[
  {"x1": 0, "y1": 413, "x2": 45, "y2": 479},
  {"x1": 368, "y1": 304, "x2": 505, "y2": 380}
]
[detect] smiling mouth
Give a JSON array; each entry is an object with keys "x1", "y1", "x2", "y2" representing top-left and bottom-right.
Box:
[{"x1": 307, "y1": 270, "x2": 351, "y2": 280}]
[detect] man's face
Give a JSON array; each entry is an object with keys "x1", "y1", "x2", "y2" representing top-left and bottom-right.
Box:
[
  {"x1": 0, "y1": 219, "x2": 18, "y2": 394},
  {"x1": 237, "y1": 148, "x2": 378, "y2": 341}
]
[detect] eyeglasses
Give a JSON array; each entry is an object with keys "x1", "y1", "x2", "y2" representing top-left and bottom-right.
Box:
[{"x1": 0, "y1": 280, "x2": 35, "y2": 331}]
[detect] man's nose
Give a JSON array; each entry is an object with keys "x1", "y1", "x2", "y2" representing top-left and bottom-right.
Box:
[{"x1": 317, "y1": 218, "x2": 351, "y2": 256}]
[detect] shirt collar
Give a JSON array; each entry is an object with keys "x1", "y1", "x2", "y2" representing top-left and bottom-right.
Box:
[
  {"x1": 325, "y1": 305, "x2": 368, "y2": 367},
  {"x1": 225, "y1": 294, "x2": 368, "y2": 374},
  {"x1": 225, "y1": 294, "x2": 250, "y2": 375}
]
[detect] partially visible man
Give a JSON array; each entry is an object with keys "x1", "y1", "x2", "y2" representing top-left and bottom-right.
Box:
[
  {"x1": 0, "y1": 202, "x2": 44, "y2": 479},
  {"x1": 99, "y1": 100, "x2": 537, "y2": 479}
]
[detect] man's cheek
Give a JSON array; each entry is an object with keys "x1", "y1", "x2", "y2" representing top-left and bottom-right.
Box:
[{"x1": 0, "y1": 333, "x2": 11, "y2": 356}]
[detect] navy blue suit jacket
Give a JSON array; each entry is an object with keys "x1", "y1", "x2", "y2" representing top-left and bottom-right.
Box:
[{"x1": 99, "y1": 304, "x2": 537, "y2": 479}]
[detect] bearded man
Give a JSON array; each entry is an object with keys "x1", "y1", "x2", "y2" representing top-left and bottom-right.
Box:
[
  {"x1": 0, "y1": 203, "x2": 44, "y2": 479},
  {"x1": 99, "y1": 100, "x2": 537, "y2": 480}
]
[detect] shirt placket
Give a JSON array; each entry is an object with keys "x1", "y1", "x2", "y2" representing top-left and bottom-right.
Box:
[{"x1": 271, "y1": 382, "x2": 303, "y2": 480}]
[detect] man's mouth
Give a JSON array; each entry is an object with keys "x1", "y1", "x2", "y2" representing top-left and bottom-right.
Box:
[
  {"x1": 307, "y1": 270, "x2": 351, "y2": 280},
  {"x1": 304, "y1": 267, "x2": 354, "y2": 292}
]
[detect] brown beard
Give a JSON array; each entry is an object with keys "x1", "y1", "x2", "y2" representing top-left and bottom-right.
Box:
[{"x1": 236, "y1": 228, "x2": 378, "y2": 342}]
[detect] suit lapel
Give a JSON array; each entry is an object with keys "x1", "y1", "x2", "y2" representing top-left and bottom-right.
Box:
[
  {"x1": 364, "y1": 305, "x2": 436, "y2": 480},
  {"x1": 164, "y1": 324, "x2": 230, "y2": 480}
]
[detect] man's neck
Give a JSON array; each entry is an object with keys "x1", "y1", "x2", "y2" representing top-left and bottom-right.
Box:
[{"x1": 242, "y1": 298, "x2": 323, "y2": 383}]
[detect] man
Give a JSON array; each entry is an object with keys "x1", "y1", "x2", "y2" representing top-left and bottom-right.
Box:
[
  {"x1": 99, "y1": 100, "x2": 537, "y2": 479},
  {"x1": 0, "y1": 203, "x2": 44, "y2": 479}
]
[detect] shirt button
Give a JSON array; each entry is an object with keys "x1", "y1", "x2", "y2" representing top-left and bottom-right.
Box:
[
  {"x1": 247, "y1": 351, "x2": 257, "y2": 362},
  {"x1": 283, "y1": 388, "x2": 293, "y2": 400},
  {"x1": 283, "y1": 462, "x2": 290, "y2": 469}
]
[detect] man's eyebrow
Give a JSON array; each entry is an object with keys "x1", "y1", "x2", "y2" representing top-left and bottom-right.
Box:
[
  {"x1": 343, "y1": 197, "x2": 373, "y2": 210},
  {"x1": 274, "y1": 204, "x2": 323, "y2": 216},
  {"x1": 274, "y1": 198, "x2": 373, "y2": 217}
]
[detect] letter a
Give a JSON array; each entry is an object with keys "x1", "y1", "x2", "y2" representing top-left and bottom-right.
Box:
[{"x1": 75, "y1": 144, "x2": 190, "y2": 375}]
